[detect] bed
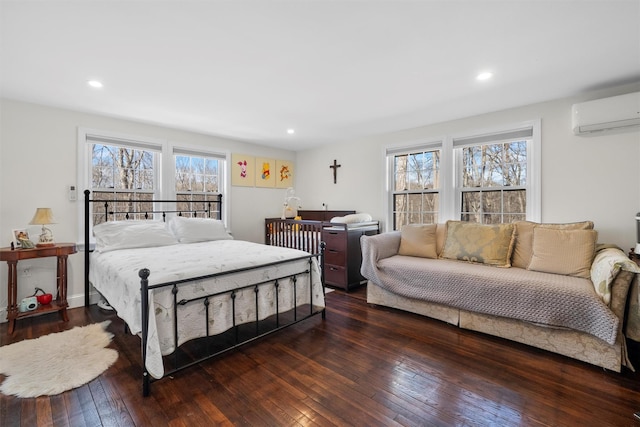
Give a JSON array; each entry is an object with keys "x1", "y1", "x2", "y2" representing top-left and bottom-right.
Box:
[{"x1": 83, "y1": 191, "x2": 325, "y2": 396}]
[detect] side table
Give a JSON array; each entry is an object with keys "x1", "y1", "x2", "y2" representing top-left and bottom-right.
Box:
[{"x1": 0, "y1": 243, "x2": 77, "y2": 334}]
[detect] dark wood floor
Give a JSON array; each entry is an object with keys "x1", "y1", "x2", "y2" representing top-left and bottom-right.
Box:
[{"x1": 1, "y1": 286, "x2": 639, "y2": 427}]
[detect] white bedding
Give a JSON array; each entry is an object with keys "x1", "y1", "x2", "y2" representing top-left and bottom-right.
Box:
[{"x1": 89, "y1": 240, "x2": 325, "y2": 378}]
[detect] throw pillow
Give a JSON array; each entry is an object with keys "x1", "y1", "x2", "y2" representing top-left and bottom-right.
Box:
[
  {"x1": 511, "y1": 220, "x2": 594, "y2": 269},
  {"x1": 93, "y1": 220, "x2": 177, "y2": 253},
  {"x1": 435, "y1": 223, "x2": 447, "y2": 257},
  {"x1": 527, "y1": 228, "x2": 597, "y2": 278},
  {"x1": 591, "y1": 246, "x2": 640, "y2": 305},
  {"x1": 441, "y1": 221, "x2": 515, "y2": 267},
  {"x1": 168, "y1": 216, "x2": 233, "y2": 243},
  {"x1": 398, "y1": 224, "x2": 438, "y2": 258}
]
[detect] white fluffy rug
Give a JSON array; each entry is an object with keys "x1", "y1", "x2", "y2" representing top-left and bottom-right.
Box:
[{"x1": 0, "y1": 321, "x2": 118, "y2": 398}]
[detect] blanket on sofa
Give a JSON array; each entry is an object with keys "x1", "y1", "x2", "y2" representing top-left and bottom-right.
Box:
[{"x1": 361, "y1": 236, "x2": 620, "y2": 345}]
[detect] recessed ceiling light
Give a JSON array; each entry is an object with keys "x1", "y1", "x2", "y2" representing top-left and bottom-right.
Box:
[
  {"x1": 87, "y1": 80, "x2": 103, "y2": 88},
  {"x1": 287, "y1": 129, "x2": 295, "y2": 135},
  {"x1": 476, "y1": 72, "x2": 493, "y2": 81}
]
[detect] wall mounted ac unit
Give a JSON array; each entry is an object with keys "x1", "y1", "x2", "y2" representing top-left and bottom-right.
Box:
[{"x1": 571, "y1": 91, "x2": 640, "y2": 136}]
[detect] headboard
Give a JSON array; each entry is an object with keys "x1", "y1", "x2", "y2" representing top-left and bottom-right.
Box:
[{"x1": 83, "y1": 190, "x2": 223, "y2": 306}]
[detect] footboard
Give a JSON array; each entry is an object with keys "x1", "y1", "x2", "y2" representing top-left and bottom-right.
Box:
[{"x1": 138, "y1": 253, "x2": 325, "y2": 396}]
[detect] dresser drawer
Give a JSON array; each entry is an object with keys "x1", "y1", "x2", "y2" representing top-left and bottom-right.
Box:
[
  {"x1": 324, "y1": 248, "x2": 346, "y2": 266},
  {"x1": 322, "y1": 230, "x2": 347, "y2": 250},
  {"x1": 324, "y1": 264, "x2": 347, "y2": 286}
]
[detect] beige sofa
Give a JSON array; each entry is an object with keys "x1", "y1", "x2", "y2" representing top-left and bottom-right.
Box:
[{"x1": 361, "y1": 221, "x2": 640, "y2": 372}]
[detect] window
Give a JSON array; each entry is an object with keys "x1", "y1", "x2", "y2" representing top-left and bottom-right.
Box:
[
  {"x1": 86, "y1": 134, "x2": 161, "y2": 225},
  {"x1": 386, "y1": 122, "x2": 540, "y2": 230},
  {"x1": 78, "y1": 129, "x2": 228, "y2": 231},
  {"x1": 457, "y1": 138, "x2": 528, "y2": 224},
  {"x1": 390, "y1": 148, "x2": 441, "y2": 229},
  {"x1": 174, "y1": 149, "x2": 224, "y2": 218}
]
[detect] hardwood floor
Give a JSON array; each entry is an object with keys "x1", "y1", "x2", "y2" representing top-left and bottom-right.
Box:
[{"x1": 1, "y1": 286, "x2": 639, "y2": 426}]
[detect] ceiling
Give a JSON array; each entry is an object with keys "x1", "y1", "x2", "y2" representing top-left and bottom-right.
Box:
[{"x1": 1, "y1": 1, "x2": 639, "y2": 151}]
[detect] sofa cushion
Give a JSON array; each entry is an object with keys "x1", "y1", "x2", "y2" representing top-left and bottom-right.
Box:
[
  {"x1": 398, "y1": 224, "x2": 438, "y2": 258},
  {"x1": 512, "y1": 220, "x2": 594, "y2": 269},
  {"x1": 527, "y1": 228, "x2": 597, "y2": 278},
  {"x1": 441, "y1": 221, "x2": 515, "y2": 267}
]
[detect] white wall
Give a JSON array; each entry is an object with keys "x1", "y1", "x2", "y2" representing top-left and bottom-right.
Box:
[
  {"x1": 0, "y1": 99, "x2": 292, "y2": 318},
  {"x1": 296, "y1": 83, "x2": 640, "y2": 250},
  {"x1": 2, "y1": 84, "x2": 639, "y2": 321}
]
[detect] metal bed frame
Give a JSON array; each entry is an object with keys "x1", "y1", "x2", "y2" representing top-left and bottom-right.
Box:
[{"x1": 83, "y1": 190, "x2": 326, "y2": 396}]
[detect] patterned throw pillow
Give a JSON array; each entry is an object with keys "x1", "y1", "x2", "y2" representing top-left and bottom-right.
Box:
[
  {"x1": 398, "y1": 224, "x2": 438, "y2": 258},
  {"x1": 511, "y1": 220, "x2": 594, "y2": 269},
  {"x1": 590, "y1": 247, "x2": 640, "y2": 305},
  {"x1": 441, "y1": 221, "x2": 516, "y2": 267},
  {"x1": 527, "y1": 228, "x2": 597, "y2": 278}
]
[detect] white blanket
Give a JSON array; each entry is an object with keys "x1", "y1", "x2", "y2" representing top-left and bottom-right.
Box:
[{"x1": 89, "y1": 240, "x2": 324, "y2": 378}]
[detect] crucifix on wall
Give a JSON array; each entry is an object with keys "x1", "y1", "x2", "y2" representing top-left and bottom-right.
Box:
[{"x1": 329, "y1": 159, "x2": 341, "y2": 184}]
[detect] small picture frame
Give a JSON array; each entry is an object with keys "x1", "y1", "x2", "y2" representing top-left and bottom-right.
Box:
[{"x1": 12, "y1": 229, "x2": 31, "y2": 249}]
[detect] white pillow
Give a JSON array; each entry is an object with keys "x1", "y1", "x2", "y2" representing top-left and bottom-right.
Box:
[
  {"x1": 168, "y1": 216, "x2": 233, "y2": 243},
  {"x1": 93, "y1": 220, "x2": 178, "y2": 253},
  {"x1": 330, "y1": 213, "x2": 373, "y2": 224}
]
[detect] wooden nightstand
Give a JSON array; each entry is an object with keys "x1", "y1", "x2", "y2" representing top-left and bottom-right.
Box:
[{"x1": 0, "y1": 243, "x2": 77, "y2": 334}]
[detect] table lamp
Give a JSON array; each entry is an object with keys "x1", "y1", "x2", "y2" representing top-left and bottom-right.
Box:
[{"x1": 29, "y1": 208, "x2": 56, "y2": 247}]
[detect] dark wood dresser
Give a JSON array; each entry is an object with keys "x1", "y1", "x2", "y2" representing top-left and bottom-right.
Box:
[
  {"x1": 296, "y1": 210, "x2": 355, "y2": 221},
  {"x1": 322, "y1": 222, "x2": 379, "y2": 291}
]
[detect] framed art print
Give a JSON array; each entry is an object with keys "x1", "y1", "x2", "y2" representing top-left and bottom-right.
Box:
[
  {"x1": 231, "y1": 154, "x2": 255, "y2": 187},
  {"x1": 275, "y1": 160, "x2": 294, "y2": 188},
  {"x1": 255, "y1": 157, "x2": 276, "y2": 188}
]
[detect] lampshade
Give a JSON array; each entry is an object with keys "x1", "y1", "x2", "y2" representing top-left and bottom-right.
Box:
[
  {"x1": 29, "y1": 208, "x2": 56, "y2": 225},
  {"x1": 29, "y1": 208, "x2": 56, "y2": 246}
]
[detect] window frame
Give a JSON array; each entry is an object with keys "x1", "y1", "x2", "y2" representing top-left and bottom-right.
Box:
[
  {"x1": 385, "y1": 120, "x2": 540, "y2": 231},
  {"x1": 387, "y1": 140, "x2": 444, "y2": 230},
  {"x1": 171, "y1": 145, "x2": 227, "y2": 219}
]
